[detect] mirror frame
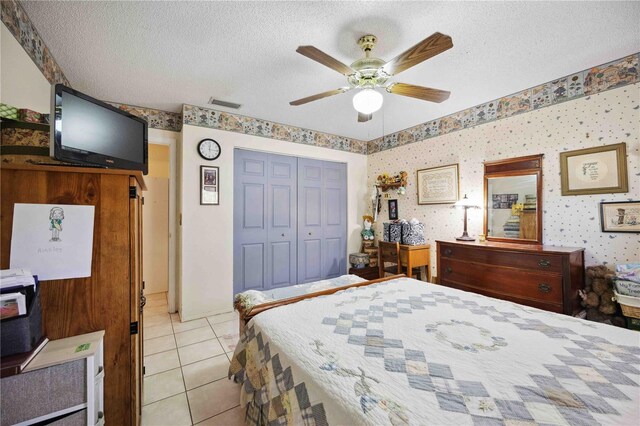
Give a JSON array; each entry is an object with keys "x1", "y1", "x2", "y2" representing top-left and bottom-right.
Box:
[{"x1": 483, "y1": 154, "x2": 544, "y2": 245}]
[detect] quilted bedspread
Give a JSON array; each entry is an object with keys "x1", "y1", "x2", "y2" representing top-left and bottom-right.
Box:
[{"x1": 229, "y1": 277, "x2": 640, "y2": 425}]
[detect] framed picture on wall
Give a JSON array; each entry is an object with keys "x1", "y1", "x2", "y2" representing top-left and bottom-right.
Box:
[
  {"x1": 388, "y1": 199, "x2": 399, "y2": 220},
  {"x1": 600, "y1": 201, "x2": 640, "y2": 233},
  {"x1": 417, "y1": 163, "x2": 460, "y2": 204},
  {"x1": 200, "y1": 166, "x2": 219, "y2": 205},
  {"x1": 559, "y1": 143, "x2": 628, "y2": 195}
]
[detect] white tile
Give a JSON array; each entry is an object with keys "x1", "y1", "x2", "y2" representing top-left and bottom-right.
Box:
[
  {"x1": 170, "y1": 313, "x2": 181, "y2": 323},
  {"x1": 175, "y1": 326, "x2": 216, "y2": 348},
  {"x1": 144, "y1": 335, "x2": 176, "y2": 356},
  {"x1": 143, "y1": 368, "x2": 185, "y2": 405},
  {"x1": 144, "y1": 323, "x2": 174, "y2": 340},
  {"x1": 218, "y1": 335, "x2": 239, "y2": 354},
  {"x1": 178, "y1": 339, "x2": 225, "y2": 366},
  {"x1": 142, "y1": 392, "x2": 192, "y2": 426},
  {"x1": 182, "y1": 354, "x2": 230, "y2": 390},
  {"x1": 145, "y1": 349, "x2": 180, "y2": 376},
  {"x1": 146, "y1": 305, "x2": 170, "y2": 316},
  {"x1": 187, "y1": 379, "x2": 241, "y2": 423},
  {"x1": 196, "y1": 405, "x2": 243, "y2": 425},
  {"x1": 206, "y1": 311, "x2": 238, "y2": 325},
  {"x1": 145, "y1": 314, "x2": 172, "y2": 328},
  {"x1": 172, "y1": 318, "x2": 210, "y2": 334},
  {"x1": 211, "y1": 320, "x2": 239, "y2": 338}
]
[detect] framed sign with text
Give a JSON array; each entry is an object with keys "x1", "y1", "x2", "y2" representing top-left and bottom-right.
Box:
[
  {"x1": 417, "y1": 163, "x2": 460, "y2": 204},
  {"x1": 560, "y1": 143, "x2": 628, "y2": 196}
]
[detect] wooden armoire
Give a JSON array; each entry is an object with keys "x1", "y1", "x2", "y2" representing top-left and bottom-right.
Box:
[{"x1": 0, "y1": 164, "x2": 145, "y2": 425}]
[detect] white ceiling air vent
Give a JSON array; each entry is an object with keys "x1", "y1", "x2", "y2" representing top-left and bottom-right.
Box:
[{"x1": 208, "y1": 97, "x2": 242, "y2": 109}]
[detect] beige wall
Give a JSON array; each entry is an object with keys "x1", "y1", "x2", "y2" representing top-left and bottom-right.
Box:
[
  {"x1": 178, "y1": 125, "x2": 368, "y2": 320},
  {"x1": 1, "y1": 25, "x2": 51, "y2": 113},
  {"x1": 148, "y1": 143, "x2": 170, "y2": 178},
  {"x1": 369, "y1": 84, "x2": 640, "y2": 275}
]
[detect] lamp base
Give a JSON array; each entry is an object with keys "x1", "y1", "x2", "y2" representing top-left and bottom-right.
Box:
[{"x1": 455, "y1": 235, "x2": 476, "y2": 241}]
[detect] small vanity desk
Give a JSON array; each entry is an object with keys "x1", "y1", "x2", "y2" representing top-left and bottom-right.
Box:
[{"x1": 437, "y1": 155, "x2": 584, "y2": 315}]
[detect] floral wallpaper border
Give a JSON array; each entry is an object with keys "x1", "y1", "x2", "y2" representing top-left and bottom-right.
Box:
[
  {"x1": 107, "y1": 102, "x2": 183, "y2": 133},
  {"x1": 183, "y1": 104, "x2": 368, "y2": 155},
  {"x1": 1, "y1": 0, "x2": 69, "y2": 86},
  {"x1": 368, "y1": 53, "x2": 640, "y2": 154}
]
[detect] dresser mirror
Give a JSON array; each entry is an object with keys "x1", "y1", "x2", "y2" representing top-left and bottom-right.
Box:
[{"x1": 483, "y1": 154, "x2": 543, "y2": 244}]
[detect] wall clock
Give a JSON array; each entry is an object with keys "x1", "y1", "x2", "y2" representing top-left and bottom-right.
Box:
[{"x1": 197, "y1": 138, "x2": 221, "y2": 160}]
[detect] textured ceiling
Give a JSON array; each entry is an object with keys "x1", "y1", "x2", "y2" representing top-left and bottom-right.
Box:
[{"x1": 21, "y1": 1, "x2": 640, "y2": 141}]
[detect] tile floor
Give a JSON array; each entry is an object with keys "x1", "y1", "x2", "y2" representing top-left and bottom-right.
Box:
[{"x1": 141, "y1": 292, "x2": 244, "y2": 425}]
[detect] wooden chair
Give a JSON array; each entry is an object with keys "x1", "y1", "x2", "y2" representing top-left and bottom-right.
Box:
[{"x1": 378, "y1": 241, "x2": 423, "y2": 280}]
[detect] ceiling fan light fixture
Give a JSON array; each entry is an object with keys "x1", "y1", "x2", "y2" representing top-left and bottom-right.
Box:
[{"x1": 352, "y1": 89, "x2": 383, "y2": 114}]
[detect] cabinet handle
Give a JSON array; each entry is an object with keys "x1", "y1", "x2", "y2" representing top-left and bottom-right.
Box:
[
  {"x1": 445, "y1": 266, "x2": 453, "y2": 274},
  {"x1": 538, "y1": 259, "x2": 551, "y2": 268},
  {"x1": 444, "y1": 248, "x2": 453, "y2": 256},
  {"x1": 538, "y1": 283, "x2": 552, "y2": 293},
  {"x1": 281, "y1": 233, "x2": 285, "y2": 237},
  {"x1": 308, "y1": 232, "x2": 312, "y2": 236}
]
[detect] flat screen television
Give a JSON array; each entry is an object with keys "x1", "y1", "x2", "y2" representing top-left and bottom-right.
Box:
[{"x1": 50, "y1": 84, "x2": 148, "y2": 174}]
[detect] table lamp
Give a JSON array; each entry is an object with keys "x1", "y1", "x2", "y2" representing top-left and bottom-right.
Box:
[{"x1": 452, "y1": 194, "x2": 480, "y2": 241}]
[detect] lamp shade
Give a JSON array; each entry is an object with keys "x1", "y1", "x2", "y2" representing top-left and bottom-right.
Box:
[
  {"x1": 454, "y1": 194, "x2": 478, "y2": 208},
  {"x1": 353, "y1": 89, "x2": 383, "y2": 114}
]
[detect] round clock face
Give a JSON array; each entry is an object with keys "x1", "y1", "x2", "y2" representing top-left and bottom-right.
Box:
[{"x1": 197, "y1": 138, "x2": 221, "y2": 160}]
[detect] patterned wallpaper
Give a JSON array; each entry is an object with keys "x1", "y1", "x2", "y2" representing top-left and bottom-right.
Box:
[
  {"x1": 107, "y1": 102, "x2": 182, "y2": 133},
  {"x1": 183, "y1": 104, "x2": 368, "y2": 155},
  {"x1": 368, "y1": 54, "x2": 639, "y2": 154},
  {"x1": 1, "y1": 0, "x2": 69, "y2": 86},
  {"x1": 368, "y1": 84, "x2": 640, "y2": 273}
]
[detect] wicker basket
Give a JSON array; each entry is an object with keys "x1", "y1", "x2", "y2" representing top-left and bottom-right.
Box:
[{"x1": 614, "y1": 291, "x2": 640, "y2": 319}]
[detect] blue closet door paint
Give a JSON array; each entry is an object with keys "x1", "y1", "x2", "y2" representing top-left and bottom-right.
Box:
[
  {"x1": 297, "y1": 159, "x2": 348, "y2": 283},
  {"x1": 267, "y1": 154, "x2": 297, "y2": 288},
  {"x1": 322, "y1": 161, "x2": 347, "y2": 278},
  {"x1": 297, "y1": 158, "x2": 324, "y2": 284},
  {"x1": 233, "y1": 150, "x2": 268, "y2": 295}
]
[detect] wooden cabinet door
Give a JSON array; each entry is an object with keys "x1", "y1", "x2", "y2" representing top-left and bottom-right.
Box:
[{"x1": 129, "y1": 178, "x2": 144, "y2": 425}]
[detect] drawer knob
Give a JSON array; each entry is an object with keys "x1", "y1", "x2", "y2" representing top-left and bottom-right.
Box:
[
  {"x1": 444, "y1": 248, "x2": 453, "y2": 256},
  {"x1": 445, "y1": 266, "x2": 453, "y2": 274},
  {"x1": 538, "y1": 259, "x2": 551, "y2": 268},
  {"x1": 538, "y1": 283, "x2": 552, "y2": 293}
]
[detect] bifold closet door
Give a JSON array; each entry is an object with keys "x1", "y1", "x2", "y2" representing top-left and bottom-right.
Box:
[
  {"x1": 297, "y1": 159, "x2": 347, "y2": 283},
  {"x1": 233, "y1": 150, "x2": 297, "y2": 295}
]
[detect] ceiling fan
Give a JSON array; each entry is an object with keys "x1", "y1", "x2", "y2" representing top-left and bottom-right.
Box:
[{"x1": 290, "y1": 33, "x2": 453, "y2": 122}]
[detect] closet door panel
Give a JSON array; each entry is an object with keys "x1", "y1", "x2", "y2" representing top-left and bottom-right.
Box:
[
  {"x1": 323, "y1": 161, "x2": 347, "y2": 279},
  {"x1": 297, "y1": 158, "x2": 324, "y2": 283},
  {"x1": 267, "y1": 154, "x2": 297, "y2": 288},
  {"x1": 234, "y1": 150, "x2": 269, "y2": 294}
]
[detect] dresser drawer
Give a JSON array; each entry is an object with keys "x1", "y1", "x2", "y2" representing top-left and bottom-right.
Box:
[
  {"x1": 439, "y1": 243, "x2": 563, "y2": 273},
  {"x1": 440, "y1": 258, "x2": 563, "y2": 304}
]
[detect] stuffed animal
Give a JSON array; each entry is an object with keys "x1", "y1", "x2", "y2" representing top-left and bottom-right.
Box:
[{"x1": 361, "y1": 215, "x2": 375, "y2": 241}]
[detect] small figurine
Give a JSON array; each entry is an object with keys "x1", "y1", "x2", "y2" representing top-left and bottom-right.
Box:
[{"x1": 361, "y1": 215, "x2": 375, "y2": 241}]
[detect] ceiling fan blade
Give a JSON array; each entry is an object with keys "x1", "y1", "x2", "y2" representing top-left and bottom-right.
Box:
[
  {"x1": 289, "y1": 87, "x2": 350, "y2": 106},
  {"x1": 381, "y1": 32, "x2": 453, "y2": 76},
  {"x1": 296, "y1": 46, "x2": 354, "y2": 76},
  {"x1": 387, "y1": 83, "x2": 450, "y2": 103},
  {"x1": 358, "y1": 112, "x2": 372, "y2": 123}
]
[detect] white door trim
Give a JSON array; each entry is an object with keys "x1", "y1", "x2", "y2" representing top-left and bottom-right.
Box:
[{"x1": 148, "y1": 129, "x2": 177, "y2": 313}]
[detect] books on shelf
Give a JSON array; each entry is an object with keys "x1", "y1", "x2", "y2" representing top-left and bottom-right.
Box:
[{"x1": 0, "y1": 336, "x2": 49, "y2": 378}]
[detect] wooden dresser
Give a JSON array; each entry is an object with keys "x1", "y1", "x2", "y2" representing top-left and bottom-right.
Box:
[
  {"x1": 436, "y1": 240, "x2": 584, "y2": 315},
  {"x1": 1, "y1": 164, "x2": 145, "y2": 425}
]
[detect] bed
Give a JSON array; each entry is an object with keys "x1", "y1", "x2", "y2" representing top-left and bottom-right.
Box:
[{"x1": 230, "y1": 275, "x2": 640, "y2": 425}]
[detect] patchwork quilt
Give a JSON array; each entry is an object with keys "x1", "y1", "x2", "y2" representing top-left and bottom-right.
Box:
[{"x1": 229, "y1": 277, "x2": 640, "y2": 425}]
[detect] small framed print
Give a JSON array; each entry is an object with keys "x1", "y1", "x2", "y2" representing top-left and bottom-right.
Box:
[
  {"x1": 417, "y1": 163, "x2": 460, "y2": 204},
  {"x1": 560, "y1": 143, "x2": 628, "y2": 196},
  {"x1": 600, "y1": 201, "x2": 640, "y2": 233},
  {"x1": 388, "y1": 199, "x2": 398, "y2": 220},
  {"x1": 200, "y1": 166, "x2": 219, "y2": 205}
]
